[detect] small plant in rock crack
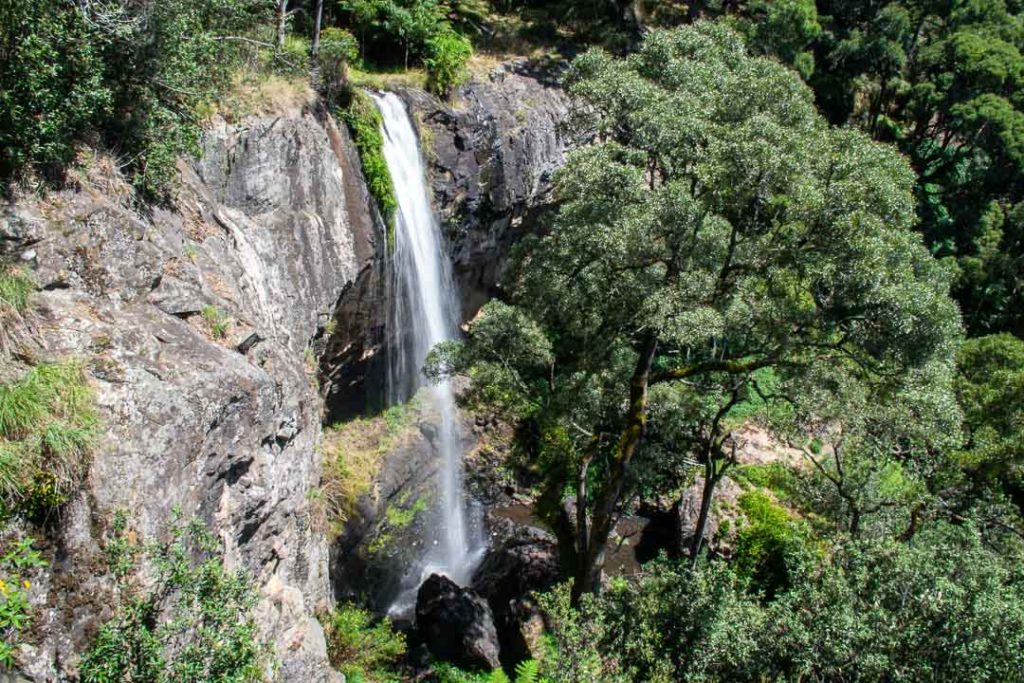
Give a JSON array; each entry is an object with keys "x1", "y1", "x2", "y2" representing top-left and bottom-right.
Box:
[
  {"x1": 0, "y1": 533, "x2": 46, "y2": 668},
  {"x1": 80, "y1": 509, "x2": 269, "y2": 683},
  {"x1": 200, "y1": 305, "x2": 232, "y2": 340}
]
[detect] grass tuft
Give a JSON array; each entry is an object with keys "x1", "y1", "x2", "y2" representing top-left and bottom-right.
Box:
[
  {"x1": 0, "y1": 361, "x2": 97, "y2": 518},
  {"x1": 0, "y1": 267, "x2": 34, "y2": 314}
]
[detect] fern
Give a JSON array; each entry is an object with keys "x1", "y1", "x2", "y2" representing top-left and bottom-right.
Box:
[{"x1": 514, "y1": 659, "x2": 540, "y2": 683}]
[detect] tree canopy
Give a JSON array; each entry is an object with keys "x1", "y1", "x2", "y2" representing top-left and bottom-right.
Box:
[{"x1": 430, "y1": 21, "x2": 962, "y2": 598}]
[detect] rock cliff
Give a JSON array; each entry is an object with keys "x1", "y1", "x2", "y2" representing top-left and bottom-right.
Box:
[
  {"x1": 403, "y1": 60, "x2": 571, "y2": 316},
  {"x1": 0, "y1": 58, "x2": 571, "y2": 680},
  {"x1": 1, "y1": 104, "x2": 376, "y2": 681}
]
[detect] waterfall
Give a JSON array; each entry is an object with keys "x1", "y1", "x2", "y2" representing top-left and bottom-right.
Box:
[{"x1": 371, "y1": 91, "x2": 485, "y2": 614}]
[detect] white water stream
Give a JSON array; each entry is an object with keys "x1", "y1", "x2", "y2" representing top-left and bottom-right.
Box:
[{"x1": 371, "y1": 92, "x2": 485, "y2": 615}]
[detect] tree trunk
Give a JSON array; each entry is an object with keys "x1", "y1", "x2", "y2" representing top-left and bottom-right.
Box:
[
  {"x1": 571, "y1": 335, "x2": 658, "y2": 604},
  {"x1": 689, "y1": 461, "x2": 719, "y2": 568},
  {"x1": 276, "y1": 0, "x2": 288, "y2": 48},
  {"x1": 311, "y1": 0, "x2": 324, "y2": 57},
  {"x1": 309, "y1": 0, "x2": 324, "y2": 88}
]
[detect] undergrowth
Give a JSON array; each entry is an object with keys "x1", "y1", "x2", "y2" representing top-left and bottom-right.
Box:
[
  {"x1": 734, "y1": 490, "x2": 809, "y2": 598},
  {"x1": 0, "y1": 533, "x2": 46, "y2": 667},
  {"x1": 80, "y1": 510, "x2": 267, "y2": 682},
  {"x1": 433, "y1": 659, "x2": 547, "y2": 683},
  {"x1": 320, "y1": 604, "x2": 406, "y2": 683}
]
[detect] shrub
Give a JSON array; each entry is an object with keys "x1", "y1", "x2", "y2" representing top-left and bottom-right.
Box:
[
  {"x1": 340, "y1": 93, "x2": 398, "y2": 243},
  {"x1": 80, "y1": 511, "x2": 267, "y2": 683},
  {"x1": 320, "y1": 604, "x2": 405, "y2": 682},
  {"x1": 0, "y1": 0, "x2": 109, "y2": 179},
  {"x1": 0, "y1": 534, "x2": 46, "y2": 668},
  {"x1": 1, "y1": 0, "x2": 270, "y2": 197},
  {"x1": 424, "y1": 31, "x2": 472, "y2": 98},
  {"x1": 319, "y1": 28, "x2": 360, "y2": 102},
  {"x1": 201, "y1": 305, "x2": 232, "y2": 340},
  {"x1": 432, "y1": 661, "x2": 546, "y2": 683},
  {"x1": 0, "y1": 361, "x2": 97, "y2": 519},
  {"x1": 734, "y1": 490, "x2": 807, "y2": 597}
]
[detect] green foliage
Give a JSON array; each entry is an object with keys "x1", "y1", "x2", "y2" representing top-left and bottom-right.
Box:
[
  {"x1": 731, "y1": 462, "x2": 797, "y2": 498},
  {"x1": 955, "y1": 333, "x2": 1024, "y2": 516},
  {"x1": 541, "y1": 522, "x2": 1024, "y2": 682},
  {"x1": 0, "y1": 267, "x2": 35, "y2": 314},
  {"x1": 337, "y1": 0, "x2": 476, "y2": 90},
  {"x1": 201, "y1": 305, "x2": 232, "y2": 340},
  {"x1": 435, "y1": 22, "x2": 961, "y2": 597},
  {"x1": 383, "y1": 495, "x2": 427, "y2": 528},
  {"x1": 340, "y1": 92, "x2": 398, "y2": 239},
  {"x1": 0, "y1": 534, "x2": 46, "y2": 668},
  {"x1": 80, "y1": 511, "x2": 266, "y2": 683},
  {"x1": 730, "y1": 0, "x2": 821, "y2": 78},
  {"x1": 804, "y1": 0, "x2": 1024, "y2": 334},
  {"x1": 0, "y1": 361, "x2": 97, "y2": 519},
  {"x1": 733, "y1": 490, "x2": 808, "y2": 597},
  {"x1": 0, "y1": 0, "x2": 109, "y2": 178},
  {"x1": 320, "y1": 604, "x2": 405, "y2": 682},
  {"x1": 319, "y1": 28, "x2": 360, "y2": 101},
  {"x1": 432, "y1": 660, "x2": 546, "y2": 683},
  {"x1": 424, "y1": 30, "x2": 473, "y2": 98},
  {"x1": 1, "y1": 0, "x2": 274, "y2": 196}
]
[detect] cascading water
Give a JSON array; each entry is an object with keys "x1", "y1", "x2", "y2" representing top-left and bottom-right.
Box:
[{"x1": 371, "y1": 91, "x2": 486, "y2": 615}]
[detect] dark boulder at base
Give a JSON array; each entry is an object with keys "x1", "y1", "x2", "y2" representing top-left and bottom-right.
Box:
[
  {"x1": 415, "y1": 573, "x2": 501, "y2": 671},
  {"x1": 472, "y1": 524, "x2": 561, "y2": 666}
]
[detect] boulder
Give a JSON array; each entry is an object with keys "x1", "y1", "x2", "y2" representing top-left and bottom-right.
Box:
[
  {"x1": 472, "y1": 525, "x2": 560, "y2": 666},
  {"x1": 415, "y1": 574, "x2": 501, "y2": 671}
]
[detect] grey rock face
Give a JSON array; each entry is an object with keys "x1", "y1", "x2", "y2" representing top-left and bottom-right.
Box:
[
  {"x1": 0, "y1": 105, "x2": 376, "y2": 681},
  {"x1": 330, "y1": 399, "x2": 480, "y2": 614},
  {"x1": 416, "y1": 573, "x2": 501, "y2": 671},
  {"x1": 401, "y1": 60, "x2": 571, "y2": 317}
]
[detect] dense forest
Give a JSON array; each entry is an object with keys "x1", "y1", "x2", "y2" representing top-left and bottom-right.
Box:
[{"x1": 2, "y1": 1, "x2": 1024, "y2": 681}]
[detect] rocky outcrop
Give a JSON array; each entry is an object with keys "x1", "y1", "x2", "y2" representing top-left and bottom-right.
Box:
[
  {"x1": 415, "y1": 573, "x2": 501, "y2": 671},
  {"x1": 402, "y1": 60, "x2": 571, "y2": 316},
  {"x1": 471, "y1": 524, "x2": 560, "y2": 667},
  {"x1": 330, "y1": 396, "x2": 486, "y2": 614},
  {"x1": 0, "y1": 103, "x2": 377, "y2": 681}
]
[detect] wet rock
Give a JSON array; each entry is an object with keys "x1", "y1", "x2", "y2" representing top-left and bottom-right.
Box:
[
  {"x1": 416, "y1": 573, "x2": 501, "y2": 671},
  {"x1": 472, "y1": 527, "x2": 560, "y2": 667},
  {"x1": 401, "y1": 59, "x2": 571, "y2": 317}
]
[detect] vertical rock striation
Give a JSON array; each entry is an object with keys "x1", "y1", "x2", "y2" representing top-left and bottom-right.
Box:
[{"x1": 0, "y1": 106, "x2": 377, "y2": 681}]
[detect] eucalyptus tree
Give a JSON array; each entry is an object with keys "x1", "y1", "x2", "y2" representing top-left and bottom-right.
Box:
[{"x1": 429, "y1": 22, "x2": 961, "y2": 600}]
